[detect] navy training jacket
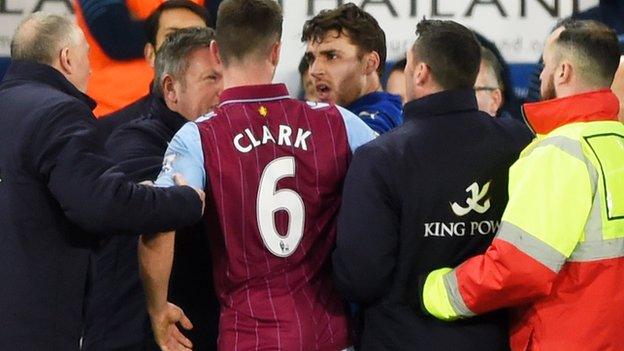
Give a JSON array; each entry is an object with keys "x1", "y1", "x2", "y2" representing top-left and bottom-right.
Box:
[{"x1": 347, "y1": 91, "x2": 403, "y2": 134}]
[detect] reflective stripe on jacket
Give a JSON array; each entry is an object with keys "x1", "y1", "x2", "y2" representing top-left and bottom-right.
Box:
[{"x1": 422, "y1": 89, "x2": 624, "y2": 351}]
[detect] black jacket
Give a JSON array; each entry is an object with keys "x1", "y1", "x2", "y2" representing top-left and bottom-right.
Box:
[
  {"x1": 84, "y1": 95, "x2": 218, "y2": 351},
  {"x1": 333, "y1": 89, "x2": 532, "y2": 351},
  {"x1": 0, "y1": 61, "x2": 202, "y2": 350},
  {"x1": 97, "y1": 93, "x2": 151, "y2": 141}
]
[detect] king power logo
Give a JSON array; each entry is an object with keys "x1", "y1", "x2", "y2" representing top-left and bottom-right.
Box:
[
  {"x1": 424, "y1": 181, "x2": 498, "y2": 238},
  {"x1": 451, "y1": 181, "x2": 491, "y2": 216}
]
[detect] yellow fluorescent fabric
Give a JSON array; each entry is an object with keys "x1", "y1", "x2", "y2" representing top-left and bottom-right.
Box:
[
  {"x1": 423, "y1": 268, "x2": 459, "y2": 321},
  {"x1": 502, "y1": 144, "x2": 592, "y2": 258},
  {"x1": 584, "y1": 134, "x2": 624, "y2": 223}
]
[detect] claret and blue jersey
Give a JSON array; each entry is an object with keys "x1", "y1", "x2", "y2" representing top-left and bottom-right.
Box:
[{"x1": 155, "y1": 83, "x2": 375, "y2": 350}]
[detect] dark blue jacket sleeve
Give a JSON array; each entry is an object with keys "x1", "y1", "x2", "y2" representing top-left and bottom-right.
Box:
[
  {"x1": 332, "y1": 143, "x2": 400, "y2": 304},
  {"x1": 78, "y1": 0, "x2": 146, "y2": 60},
  {"x1": 33, "y1": 101, "x2": 202, "y2": 236}
]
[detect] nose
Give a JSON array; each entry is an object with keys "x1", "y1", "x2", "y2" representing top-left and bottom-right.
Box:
[{"x1": 309, "y1": 60, "x2": 324, "y2": 79}]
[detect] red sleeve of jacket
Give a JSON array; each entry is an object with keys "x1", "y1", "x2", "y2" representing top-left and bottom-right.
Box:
[{"x1": 455, "y1": 237, "x2": 559, "y2": 314}]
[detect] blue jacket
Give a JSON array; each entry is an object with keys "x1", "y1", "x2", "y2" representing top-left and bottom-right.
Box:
[
  {"x1": 347, "y1": 91, "x2": 403, "y2": 134},
  {"x1": 0, "y1": 61, "x2": 202, "y2": 350},
  {"x1": 333, "y1": 89, "x2": 532, "y2": 351}
]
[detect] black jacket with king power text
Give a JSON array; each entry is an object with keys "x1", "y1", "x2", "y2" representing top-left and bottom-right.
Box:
[{"x1": 333, "y1": 89, "x2": 533, "y2": 351}]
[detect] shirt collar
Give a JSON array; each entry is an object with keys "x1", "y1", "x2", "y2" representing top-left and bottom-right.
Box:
[
  {"x1": 2, "y1": 60, "x2": 96, "y2": 110},
  {"x1": 403, "y1": 89, "x2": 478, "y2": 120},
  {"x1": 522, "y1": 89, "x2": 620, "y2": 135},
  {"x1": 218, "y1": 84, "x2": 290, "y2": 108}
]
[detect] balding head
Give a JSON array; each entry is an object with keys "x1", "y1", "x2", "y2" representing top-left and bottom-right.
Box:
[
  {"x1": 11, "y1": 13, "x2": 91, "y2": 93},
  {"x1": 12, "y1": 13, "x2": 79, "y2": 65}
]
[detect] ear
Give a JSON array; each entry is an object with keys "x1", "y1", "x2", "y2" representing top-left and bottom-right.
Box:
[
  {"x1": 270, "y1": 41, "x2": 282, "y2": 67},
  {"x1": 415, "y1": 62, "x2": 429, "y2": 86},
  {"x1": 162, "y1": 75, "x2": 177, "y2": 104},
  {"x1": 558, "y1": 61, "x2": 573, "y2": 85},
  {"x1": 58, "y1": 46, "x2": 72, "y2": 75},
  {"x1": 364, "y1": 51, "x2": 380, "y2": 76},
  {"x1": 145, "y1": 43, "x2": 156, "y2": 67},
  {"x1": 491, "y1": 88, "x2": 504, "y2": 114},
  {"x1": 210, "y1": 40, "x2": 222, "y2": 65}
]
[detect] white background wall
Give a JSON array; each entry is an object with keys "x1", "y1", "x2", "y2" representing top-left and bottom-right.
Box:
[{"x1": 0, "y1": 0, "x2": 601, "y2": 92}]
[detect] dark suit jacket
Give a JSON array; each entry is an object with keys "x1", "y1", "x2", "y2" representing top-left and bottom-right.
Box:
[
  {"x1": 84, "y1": 95, "x2": 218, "y2": 350},
  {"x1": 97, "y1": 93, "x2": 151, "y2": 141},
  {"x1": 0, "y1": 61, "x2": 202, "y2": 350}
]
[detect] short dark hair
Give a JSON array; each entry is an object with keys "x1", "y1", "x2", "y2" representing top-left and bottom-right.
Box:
[
  {"x1": 390, "y1": 58, "x2": 406, "y2": 74},
  {"x1": 153, "y1": 27, "x2": 216, "y2": 95},
  {"x1": 555, "y1": 20, "x2": 620, "y2": 87},
  {"x1": 301, "y1": 3, "x2": 386, "y2": 76},
  {"x1": 145, "y1": 0, "x2": 211, "y2": 46},
  {"x1": 412, "y1": 19, "x2": 481, "y2": 90},
  {"x1": 216, "y1": 0, "x2": 283, "y2": 66},
  {"x1": 480, "y1": 46, "x2": 505, "y2": 91}
]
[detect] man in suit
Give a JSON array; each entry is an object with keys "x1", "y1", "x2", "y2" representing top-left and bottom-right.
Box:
[{"x1": 0, "y1": 13, "x2": 203, "y2": 350}]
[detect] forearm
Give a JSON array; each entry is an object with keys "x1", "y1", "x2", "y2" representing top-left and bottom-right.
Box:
[
  {"x1": 421, "y1": 236, "x2": 560, "y2": 320},
  {"x1": 139, "y1": 231, "x2": 175, "y2": 315},
  {"x1": 44, "y1": 115, "x2": 203, "y2": 236}
]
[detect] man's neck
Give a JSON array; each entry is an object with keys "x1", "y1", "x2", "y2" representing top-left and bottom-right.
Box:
[
  {"x1": 222, "y1": 61, "x2": 276, "y2": 90},
  {"x1": 363, "y1": 73, "x2": 382, "y2": 96},
  {"x1": 346, "y1": 74, "x2": 382, "y2": 106},
  {"x1": 414, "y1": 82, "x2": 444, "y2": 101},
  {"x1": 557, "y1": 84, "x2": 606, "y2": 100},
  {"x1": 163, "y1": 97, "x2": 177, "y2": 114}
]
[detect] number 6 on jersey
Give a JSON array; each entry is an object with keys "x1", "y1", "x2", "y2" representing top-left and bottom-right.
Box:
[{"x1": 257, "y1": 156, "x2": 305, "y2": 257}]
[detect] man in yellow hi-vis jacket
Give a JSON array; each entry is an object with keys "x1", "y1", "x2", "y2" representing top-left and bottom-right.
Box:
[{"x1": 418, "y1": 20, "x2": 624, "y2": 351}]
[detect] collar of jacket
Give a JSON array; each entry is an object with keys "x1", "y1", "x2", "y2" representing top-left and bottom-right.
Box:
[
  {"x1": 403, "y1": 88, "x2": 478, "y2": 120},
  {"x1": 3, "y1": 60, "x2": 96, "y2": 110},
  {"x1": 522, "y1": 89, "x2": 619, "y2": 135},
  {"x1": 347, "y1": 91, "x2": 403, "y2": 113},
  {"x1": 146, "y1": 93, "x2": 188, "y2": 133}
]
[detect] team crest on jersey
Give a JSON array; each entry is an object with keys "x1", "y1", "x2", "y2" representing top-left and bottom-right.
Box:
[
  {"x1": 162, "y1": 153, "x2": 176, "y2": 173},
  {"x1": 258, "y1": 106, "x2": 268, "y2": 118}
]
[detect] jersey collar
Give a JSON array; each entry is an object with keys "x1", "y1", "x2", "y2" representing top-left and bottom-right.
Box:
[
  {"x1": 218, "y1": 84, "x2": 291, "y2": 108},
  {"x1": 522, "y1": 89, "x2": 620, "y2": 135}
]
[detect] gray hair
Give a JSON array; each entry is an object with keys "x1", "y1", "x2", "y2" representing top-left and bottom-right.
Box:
[
  {"x1": 480, "y1": 46, "x2": 505, "y2": 91},
  {"x1": 153, "y1": 27, "x2": 216, "y2": 95},
  {"x1": 10, "y1": 12, "x2": 80, "y2": 65}
]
